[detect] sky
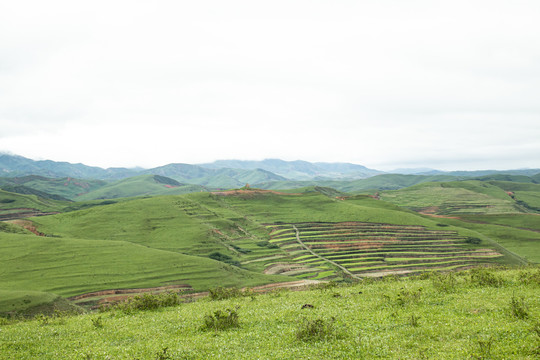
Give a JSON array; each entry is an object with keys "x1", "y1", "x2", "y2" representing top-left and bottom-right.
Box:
[{"x1": 1, "y1": 0, "x2": 539, "y2": 171}]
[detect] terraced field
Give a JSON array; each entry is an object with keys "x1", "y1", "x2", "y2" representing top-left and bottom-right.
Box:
[{"x1": 266, "y1": 222, "x2": 503, "y2": 279}]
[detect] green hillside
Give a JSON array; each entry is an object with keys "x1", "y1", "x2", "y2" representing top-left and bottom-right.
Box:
[
  {"x1": 1, "y1": 267, "x2": 538, "y2": 359},
  {"x1": 0, "y1": 233, "x2": 285, "y2": 297},
  {"x1": 32, "y1": 191, "x2": 528, "y2": 282},
  {"x1": 380, "y1": 180, "x2": 523, "y2": 215},
  {"x1": 75, "y1": 175, "x2": 206, "y2": 201},
  {"x1": 256, "y1": 174, "x2": 460, "y2": 192},
  {"x1": 2, "y1": 186, "x2": 538, "y2": 315},
  {"x1": 0, "y1": 189, "x2": 67, "y2": 220},
  {"x1": 487, "y1": 181, "x2": 540, "y2": 211},
  {"x1": 0, "y1": 175, "x2": 107, "y2": 200}
]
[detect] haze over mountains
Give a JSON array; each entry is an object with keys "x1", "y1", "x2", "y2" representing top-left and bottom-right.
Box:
[
  {"x1": 1, "y1": 153, "x2": 540, "y2": 201},
  {"x1": 2, "y1": 153, "x2": 538, "y2": 181}
]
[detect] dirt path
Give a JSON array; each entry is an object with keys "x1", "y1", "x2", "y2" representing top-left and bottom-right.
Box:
[
  {"x1": 73, "y1": 280, "x2": 322, "y2": 308},
  {"x1": 292, "y1": 225, "x2": 361, "y2": 280}
]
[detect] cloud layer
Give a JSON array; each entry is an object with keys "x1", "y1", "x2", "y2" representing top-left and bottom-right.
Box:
[{"x1": 1, "y1": 1, "x2": 539, "y2": 170}]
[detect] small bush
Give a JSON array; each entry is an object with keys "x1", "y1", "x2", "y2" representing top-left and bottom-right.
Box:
[
  {"x1": 208, "y1": 286, "x2": 247, "y2": 300},
  {"x1": 409, "y1": 314, "x2": 421, "y2": 327},
  {"x1": 231, "y1": 244, "x2": 252, "y2": 254},
  {"x1": 518, "y1": 269, "x2": 540, "y2": 286},
  {"x1": 465, "y1": 237, "x2": 482, "y2": 245},
  {"x1": 155, "y1": 347, "x2": 171, "y2": 360},
  {"x1": 115, "y1": 292, "x2": 180, "y2": 313},
  {"x1": 35, "y1": 314, "x2": 50, "y2": 326},
  {"x1": 295, "y1": 317, "x2": 337, "y2": 342},
  {"x1": 469, "y1": 268, "x2": 504, "y2": 287},
  {"x1": 396, "y1": 287, "x2": 422, "y2": 306},
  {"x1": 256, "y1": 241, "x2": 279, "y2": 249},
  {"x1": 431, "y1": 272, "x2": 458, "y2": 293},
  {"x1": 202, "y1": 307, "x2": 240, "y2": 331},
  {"x1": 472, "y1": 335, "x2": 494, "y2": 359},
  {"x1": 208, "y1": 251, "x2": 241, "y2": 267},
  {"x1": 91, "y1": 316, "x2": 104, "y2": 328},
  {"x1": 509, "y1": 295, "x2": 529, "y2": 320}
]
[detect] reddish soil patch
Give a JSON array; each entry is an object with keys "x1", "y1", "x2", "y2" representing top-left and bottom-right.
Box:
[
  {"x1": 7, "y1": 219, "x2": 45, "y2": 236},
  {"x1": 164, "y1": 185, "x2": 178, "y2": 188},
  {"x1": 68, "y1": 284, "x2": 192, "y2": 301},
  {"x1": 75, "y1": 281, "x2": 321, "y2": 308},
  {"x1": 212, "y1": 189, "x2": 301, "y2": 196}
]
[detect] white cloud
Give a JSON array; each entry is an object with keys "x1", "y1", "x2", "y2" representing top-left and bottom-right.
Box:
[{"x1": 1, "y1": 0, "x2": 539, "y2": 170}]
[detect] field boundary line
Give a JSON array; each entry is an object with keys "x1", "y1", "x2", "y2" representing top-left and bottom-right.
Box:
[{"x1": 292, "y1": 225, "x2": 361, "y2": 280}]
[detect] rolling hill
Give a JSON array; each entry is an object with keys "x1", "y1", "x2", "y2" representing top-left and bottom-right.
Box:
[
  {"x1": 2, "y1": 187, "x2": 535, "y2": 314},
  {"x1": 75, "y1": 175, "x2": 207, "y2": 201}
]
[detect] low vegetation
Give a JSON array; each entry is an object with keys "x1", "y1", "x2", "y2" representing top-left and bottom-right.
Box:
[{"x1": 0, "y1": 267, "x2": 538, "y2": 359}]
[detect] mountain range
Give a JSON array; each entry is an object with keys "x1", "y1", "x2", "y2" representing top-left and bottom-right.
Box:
[{"x1": 1, "y1": 153, "x2": 539, "y2": 201}]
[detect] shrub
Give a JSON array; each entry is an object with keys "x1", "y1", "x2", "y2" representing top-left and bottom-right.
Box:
[
  {"x1": 409, "y1": 314, "x2": 421, "y2": 327},
  {"x1": 518, "y1": 269, "x2": 540, "y2": 286},
  {"x1": 396, "y1": 287, "x2": 422, "y2": 306},
  {"x1": 465, "y1": 237, "x2": 482, "y2": 245},
  {"x1": 155, "y1": 347, "x2": 172, "y2": 360},
  {"x1": 91, "y1": 316, "x2": 104, "y2": 328},
  {"x1": 256, "y1": 241, "x2": 279, "y2": 249},
  {"x1": 509, "y1": 295, "x2": 529, "y2": 320},
  {"x1": 472, "y1": 335, "x2": 494, "y2": 359},
  {"x1": 115, "y1": 292, "x2": 180, "y2": 313},
  {"x1": 202, "y1": 307, "x2": 240, "y2": 331},
  {"x1": 469, "y1": 268, "x2": 504, "y2": 287},
  {"x1": 431, "y1": 272, "x2": 458, "y2": 293},
  {"x1": 208, "y1": 251, "x2": 241, "y2": 267},
  {"x1": 208, "y1": 286, "x2": 243, "y2": 300},
  {"x1": 231, "y1": 244, "x2": 251, "y2": 254},
  {"x1": 295, "y1": 317, "x2": 337, "y2": 342}
]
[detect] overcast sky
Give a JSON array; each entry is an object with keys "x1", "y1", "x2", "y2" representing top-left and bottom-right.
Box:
[{"x1": 1, "y1": 0, "x2": 539, "y2": 171}]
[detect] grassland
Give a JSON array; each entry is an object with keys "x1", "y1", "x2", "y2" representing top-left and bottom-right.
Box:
[
  {"x1": 0, "y1": 189, "x2": 67, "y2": 220},
  {"x1": 0, "y1": 175, "x2": 107, "y2": 200},
  {"x1": 380, "y1": 181, "x2": 522, "y2": 215},
  {"x1": 0, "y1": 267, "x2": 538, "y2": 359},
  {"x1": 1, "y1": 185, "x2": 537, "y2": 315}
]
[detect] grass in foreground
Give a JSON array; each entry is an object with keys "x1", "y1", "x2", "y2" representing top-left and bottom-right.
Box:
[{"x1": 0, "y1": 267, "x2": 538, "y2": 359}]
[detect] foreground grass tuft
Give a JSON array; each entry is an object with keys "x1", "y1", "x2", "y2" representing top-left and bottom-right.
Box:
[
  {"x1": 202, "y1": 307, "x2": 240, "y2": 331},
  {"x1": 295, "y1": 317, "x2": 338, "y2": 342}
]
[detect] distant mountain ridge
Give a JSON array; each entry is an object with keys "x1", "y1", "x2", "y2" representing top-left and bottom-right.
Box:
[
  {"x1": 199, "y1": 159, "x2": 383, "y2": 180},
  {"x1": 1, "y1": 153, "x2": 539, "y2": 185}
]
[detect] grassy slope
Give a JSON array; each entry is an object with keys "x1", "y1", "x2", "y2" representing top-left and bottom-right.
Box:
[
  {"x1": 0, "y1": 176, "x2": 107, "y2": 200},
  {"x1": 380, "y1": 181, "x2": 520, "y2": 215},
  {"x1": 1, "y1": 268, "x2": 538, "y2": 359},
  {"x1": 374, "y1": 181, "x2": 540, "y2": 263},
  {"x1": 0, "y1": 233, "x2": 286, "y2": 308},
  {"x1": 75, "y1": 175, "x2": 206, "y2": 201},
  {"x1": 431, "y1": 217, "x2": 540, "y2": 263},
  {"x1": 3, "y1": 190, "x2": 535, "y2": 314},
  {"x1": 34, "y1": 191, "x2": 530, "y2": 265},
  {"x1": 488, "y1": 181, "x2": 540, "y2": 211},
  {"x1": 256, "y1": 174, "x2": 460, "y2": 192},
  {"x1": 457, "y1": 213, "x2": 540, "y2": 232},
  {"x1": 0, "y1": 189, "x2": 67, "y2": 218}
]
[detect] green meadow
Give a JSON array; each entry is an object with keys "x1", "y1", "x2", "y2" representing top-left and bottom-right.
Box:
[{"x1": 0, "y1": 267, "x2": 538, "y2": 359}]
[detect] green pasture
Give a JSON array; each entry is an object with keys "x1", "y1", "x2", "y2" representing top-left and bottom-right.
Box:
[
  {"x1": 0, "y1": 189, "x2": 67, "y2": 215},
  {"x1": 0, "y1": 268, "x2": 538, "y2": 359},
  {"x1": 380, "y1": 181, "x2": 520, "y2": 215},
  {"x1": 0, "y1": 232, "x2": 287, "y2": 313},
  {"x1": 75, "y1": 175, "x2": 206, "y2": 201}
]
